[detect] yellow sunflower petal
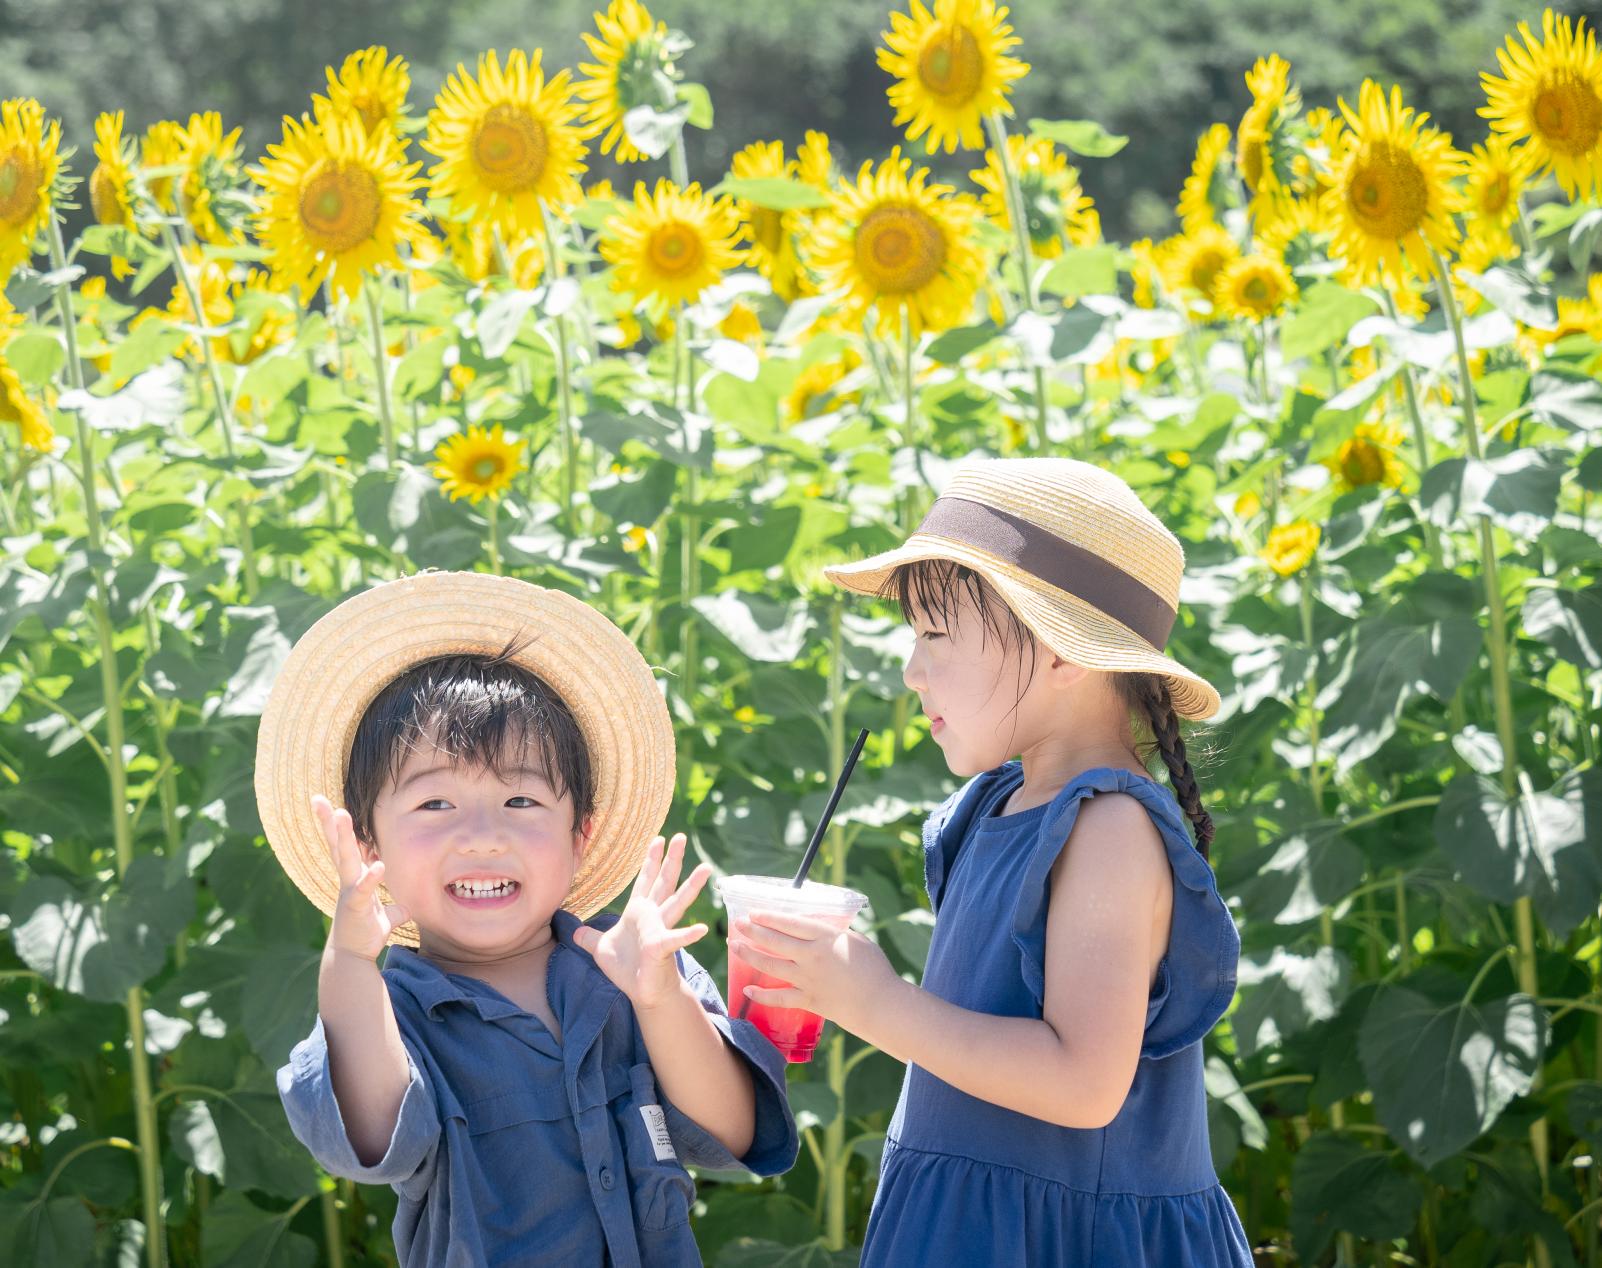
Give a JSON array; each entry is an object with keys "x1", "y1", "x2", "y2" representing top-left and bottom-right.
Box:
[
  {"x1": 432, "y1": 423, "x2": 525, "y2": 503},
  {"x1": 576, "y1": 0, "x2": 683, "y2": 164},
  {"x1": 0, "y1": 98, "x2": 64, "y2": 282}
]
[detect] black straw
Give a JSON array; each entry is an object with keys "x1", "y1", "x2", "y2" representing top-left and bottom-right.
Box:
[
  {"x1": 790, "y1": 728, "x2": 870, "y2": 887},
  {"x1": 735, "y1": 727, "x2": 872, "y2": 1021}
]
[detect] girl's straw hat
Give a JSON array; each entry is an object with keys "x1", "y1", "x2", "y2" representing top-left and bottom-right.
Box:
[
  {"x1": 254, "y1": 572, "x2": 675, "y2": 946},
  {"x1": 824, "y1": 457, "x2": 1221, "y2": 720}
]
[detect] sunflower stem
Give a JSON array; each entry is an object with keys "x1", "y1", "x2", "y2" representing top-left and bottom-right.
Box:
[
  {"x1": 48, "y1": 214, "x2": 166, "y2": 1268},
  {"x1": 486, "y1": 497, "x2": 501, "y2": 574},
  {"x1": 676, "y1": 307, "x2": 698, "y2": 793},
  {"x1": 538, "y1": 203, "x2": 580, "y2": 531},
  {"x1": 901, "y1": 307, "x2": 920, "y2": 533},
  {"x1": 364, "y1": 282, "x2": 397, "y2": 467},
  {"x1": 670, "y1": 134, "x2": 690, "y2": 191},
  {"x1": 1431, "y1": 246, "x2": 1550, "y2": 1230},
  {"x1": 321, "y1": 1189, "x2": 345, "y2": 1268},
  {"x1": 985, "y1": 111, "x2": 1048, "y2": 449},
  {"x1": 823, "y1": 596, "x2": 850, "y2": 1252},
  {"x1": 156, "y1": 217, "x2": 258, "y2": 599}
]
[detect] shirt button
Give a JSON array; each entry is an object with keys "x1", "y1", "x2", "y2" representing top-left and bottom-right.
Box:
[{"x1": 599, "y1": 1166, "x2": 614, "y2": 1190}]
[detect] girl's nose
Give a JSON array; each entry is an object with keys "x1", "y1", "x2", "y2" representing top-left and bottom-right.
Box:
[{"x1": 902, "y1": 640, "x2": 926, "y2": 692}]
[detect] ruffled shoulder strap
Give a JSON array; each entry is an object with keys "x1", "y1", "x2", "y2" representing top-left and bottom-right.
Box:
[
  {"x1": 922, "y1": 762, "x2": 1024, "y2": 914},
  {"x1": 1009, "y1": 767, "x2": 1239, "y2": 1061}
]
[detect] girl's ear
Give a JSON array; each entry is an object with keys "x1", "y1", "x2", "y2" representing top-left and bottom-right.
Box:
[
  {"x1": 1044, "y1": 655, "x2": 1092, "y2": 691},
  {"x1": 572, "y1": 815, "x2": 595, "y2": 864}
]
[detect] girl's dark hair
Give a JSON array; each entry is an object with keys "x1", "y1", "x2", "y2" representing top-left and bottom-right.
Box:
[
  {"x1": 342, "y1": 640, "x2": 595, "y2": 848},
  {"x1": 889, "y1": 559, "x2": 1214, "y2": 858}
]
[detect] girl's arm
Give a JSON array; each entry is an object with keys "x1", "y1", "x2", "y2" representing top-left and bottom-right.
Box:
[{"x1": 736, "y1": 793, "x2": 1171, "y2": 1129}]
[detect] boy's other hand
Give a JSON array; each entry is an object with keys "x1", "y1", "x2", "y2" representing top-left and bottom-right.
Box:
[
  {"x1": 571, "y1": 833, "x2": 710, "y2": 1011},
  {"x1": 314, "y1": 794, "x2": 410, "y2": 961}
]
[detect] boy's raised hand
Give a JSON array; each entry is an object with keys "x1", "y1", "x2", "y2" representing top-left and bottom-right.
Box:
[
  {"x1": 572, "y1": 833, "x2": 711, "y2": 1011},
  {"x1": 313, "y1": 794, "x2": 410, "y2": 962}
]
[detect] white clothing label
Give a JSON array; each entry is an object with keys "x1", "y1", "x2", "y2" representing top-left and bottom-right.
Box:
[{"x1": 640, "y1": 1104, "x2": 677, "y2": 1162}]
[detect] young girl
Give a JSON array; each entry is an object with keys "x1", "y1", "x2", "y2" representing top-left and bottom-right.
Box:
[{"x1": 729, "y1": 458, "x2": 1252, "y2": 1265}]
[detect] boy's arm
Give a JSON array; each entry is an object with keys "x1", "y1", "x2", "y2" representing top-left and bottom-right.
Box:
[
  {"x1": 299, "y1": 795, "x2": 425, "y2": 1166},
  {"x1": 319, "y1": 947, "x2": 415, "y2": 1165},
  {"x1": 633, "y1": 973, "x2": 756, "y2": 1159}
]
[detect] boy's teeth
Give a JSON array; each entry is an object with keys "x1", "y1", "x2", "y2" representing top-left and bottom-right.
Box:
[{"x1": 451, "y1": 880, "x2": 516, "y2": 897}]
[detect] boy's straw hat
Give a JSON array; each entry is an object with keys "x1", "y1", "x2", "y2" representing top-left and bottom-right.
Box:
[
  {"x1": 254, "y1": 572, "x2": 674, "y2": 946},
  {"x1": 824, "y1": 457, "x2": 1221, "y2": 720}
]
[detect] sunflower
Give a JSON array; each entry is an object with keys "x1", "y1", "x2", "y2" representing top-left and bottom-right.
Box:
[
  {"x1": 0, "y1": 303, "x2": 52, "y2": 451},
  {"x1": 317, "y1": 47, "x2": 412, "y2": 138},
  {"x1": 141, "y1": 120, "x2": 184, "y2": 214},
  {"x1": 1323, "y1": 81, "x2": 1465, "y2": 286},
  {"x1": 1129, "y1": 237, "x2": 1164, "y2": 308},
  {"x1": 1237, "y1": 55, "x2": 1302, "y2": 226},
  {"x1": 433, "y1": 423, "x2": 525, "y2": 502},
  {"x1": 444, "y1": 216, "x2": 546, "y2": 288},
  {"x1": 971, "y1": 134, "x2": 1096, "y2": 259},
  {"x1": 1159, "y1": 223, "x2": 1240, "y2": 315},
  {"x1": 797, "y1": 130, "x2": 836, "y2": 193},
  {"x1": 0, "y1": 98, "x2": 63, "y2": 282},
  {"x1": 1292, "y1": 106, "x2": 1344, "y2": 197},
  {"x1": 88, "y1": 111, "x2": 137, "y2": 231},
  {"x1": 810, "y1": 148, "x2": 984, "y2": 334},
  {"x1": 600, "y1": 178, "x2": 744, "y2": 315},
  {"x1": 783, "y1": 350, "x2": 862, "y2": 423},
  {"x1": 1518, "y1": 274, "x2": 1602, "y2": 362},
  {"x1": 175, "y1": 111, "x2": 244, "y2": 244},
  {"x1": 1481, "y1": 11, "x2": 1602, "y2": 200},
  {"x1": 425, "y1": 49, "x2": 588, "y2": 236},
  {"x1": 878, "y1": 0, "x2": 1030, "y2": 154},
  {"x1": 576, "y1": 0, "x2": 684, "y2": 163},
  {"x1": 222, "y1": 278, "x2": 296, "y2": 366},
  {"x1": 1328, "y1": 420, "x2": 1407, "y2": 491},
  {"x1": 252, "y1": 110, "x2": 427, "y2": 301},
  {"x1": 1254, "y1": 194, "x2": 1325, "y2": 260},
  {"x1": 732, "y1": 140, "x2": 802, "y2": 299},
  {"x1": 1462, "y1": 134, "x2": 1536, "y2": 253},
  {"x1": 1216, "y1": 252, "x2": 1297, "y2": 320},
  {"x1": 1178, "y1": 123, "x2": 1233, "y2": 232},
  {"x1": 1263, "y1": 520, "x2": 1319, "y2": 576}
]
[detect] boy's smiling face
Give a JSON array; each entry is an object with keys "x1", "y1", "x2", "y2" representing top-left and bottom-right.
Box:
[{"x1": 363, "y1": 736, "x2": 591, "y2": 963}]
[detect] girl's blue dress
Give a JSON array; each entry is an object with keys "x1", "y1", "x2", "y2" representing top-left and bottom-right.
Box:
[{"x1": 860, "y1": 763, "x2": 1252, "y2": 1267}]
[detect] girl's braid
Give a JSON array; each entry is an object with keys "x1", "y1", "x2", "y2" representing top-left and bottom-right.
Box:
[{"x1": 1137, "y1": 676, "x2": 1214, "y2": 859}]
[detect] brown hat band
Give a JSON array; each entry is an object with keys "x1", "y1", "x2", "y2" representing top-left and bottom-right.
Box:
[{"x1": 915, "y1": 497, "x2": 1178, "y2": 649}]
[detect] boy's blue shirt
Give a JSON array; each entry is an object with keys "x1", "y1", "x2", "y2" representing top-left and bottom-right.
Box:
[{"x1": 277, "y1": 908, "x2": 799, "y2": 1268}]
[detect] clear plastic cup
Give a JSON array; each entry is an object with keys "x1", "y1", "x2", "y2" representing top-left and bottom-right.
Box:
[{"x1": 715, "y1": 875, "x2": 868, "y2": 1063}]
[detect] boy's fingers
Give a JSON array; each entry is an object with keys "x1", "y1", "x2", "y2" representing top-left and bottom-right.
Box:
[
  {"x1": 314, "y1": 796, "x2": 358, "y2": 886},
  {"x1": 659, "y1": 862, "x2": 711, "y2": 927},
  {"x1": 651, "y1": 833, "x2": 687, "y2": 903},
  {"x1": 654, "y1": 923, "x2": 707, "y2": 955},
  {"x1": 630, "y1": 836, "x2": 664, "y2": 901}
]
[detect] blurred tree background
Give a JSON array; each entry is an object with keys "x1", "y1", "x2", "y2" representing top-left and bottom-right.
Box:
[{"x1": 1, "y1": 0, "x2": 1582, "y2": 242}]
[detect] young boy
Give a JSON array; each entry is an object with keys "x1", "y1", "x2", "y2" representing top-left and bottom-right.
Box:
[{"x1": 256, "y1": 572, "x2": 798, "y2": 1267}]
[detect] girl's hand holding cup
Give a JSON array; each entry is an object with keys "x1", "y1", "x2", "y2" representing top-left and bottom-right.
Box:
[{"x1": 728, "y1": 908, "x2": 898, "y2": 1041}]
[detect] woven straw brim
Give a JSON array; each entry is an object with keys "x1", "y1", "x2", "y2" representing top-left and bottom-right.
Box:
[
  {"x1": 253, "y1": 572, "x2": 675, "y2": 946},
  {"x1": 825, "y1": 541, "x2": 1221, "y2": 721}
]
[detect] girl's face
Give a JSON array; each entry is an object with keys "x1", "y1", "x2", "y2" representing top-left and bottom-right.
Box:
[
  {"x1": 902, "y1": 584, "x2": 1052, "y2": 777},
  {"x1": 365, "y1": 738, "x2": 590, "y2": 963}
]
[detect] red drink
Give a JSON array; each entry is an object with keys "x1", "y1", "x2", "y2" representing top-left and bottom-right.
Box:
[{"x1": 716, "y1": 875, "x2": 868, "y2": 1064}]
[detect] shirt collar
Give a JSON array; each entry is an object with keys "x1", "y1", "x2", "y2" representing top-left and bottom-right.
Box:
[{"x1": 382, "y1": 909, "x2": 621, "y2": 1027}]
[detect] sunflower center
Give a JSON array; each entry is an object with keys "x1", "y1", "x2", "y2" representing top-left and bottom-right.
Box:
[
  {"x1": 855, "y1": 204, "x2": 946, "y2": 294},
  {"x1": 89, "y1": 164, "x2": 124, "y2": 226},
  {"x1": 472, "y1": 104, "x2": 549, "y2": 193},
  {"x1": 752, "y1": 207, "x2": 785, "y2": 255},
  {"x1": 1243, "y1": 275, "x2": 1270, "y2": 304},
  {"x1": 0, "y1": 149, "x2": 42, "y2": 226},
  {"x1": 1479, "y1": 172, "x2": 1510, "y2": 216},
  {"x1": 1533, "y1": 74, "x2": 1602, "y2": 156},
  {"x1": 1346, "y1": 143, "x2": 1428, "y2": 242},
  {"x1": 1339, "y1": 438, "x2": 1385, "y2": 487},
  {"x1": 917, "y1": 26, "x2": 984, "y2": 104},
  {"x1": 648, "y1": 222, "x2": 704, "y2": 277},
  {"x1": 1188, "y1": 248, "x2": 1229, "y2": 295},
  {"x1": 471, "y1": 456, "x2": 504, "y2": 481},
  {"x1": 298, "y1": 162, "x2": 383, "y2": 254}
]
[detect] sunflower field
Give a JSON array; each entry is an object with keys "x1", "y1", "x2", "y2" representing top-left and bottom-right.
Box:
[{"x1": 3, "y1": 0, "x2": 1602, "y2": 1263}]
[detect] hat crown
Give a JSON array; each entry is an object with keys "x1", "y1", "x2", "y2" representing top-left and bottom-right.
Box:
[{"x1": 940, "y1": 458, "x2": 1185, "y2": 608}]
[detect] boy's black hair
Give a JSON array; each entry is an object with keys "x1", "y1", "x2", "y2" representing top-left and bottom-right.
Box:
[
  {"x1": 342, "y1": 639, "x2": 595, "y2": 848},
  {"x1": 888, "y1": 558, "x2": 1215, "y2": 857}
]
